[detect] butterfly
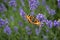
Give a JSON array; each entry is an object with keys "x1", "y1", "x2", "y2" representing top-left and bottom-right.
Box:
[{"x1": 25, "y1": 15, "x2": 40, "y2": 26}]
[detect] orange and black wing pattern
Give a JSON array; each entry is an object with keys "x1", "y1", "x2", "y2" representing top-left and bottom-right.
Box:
[{"x1": 25, "y1": 15, "x2": 40, "y2": 26}]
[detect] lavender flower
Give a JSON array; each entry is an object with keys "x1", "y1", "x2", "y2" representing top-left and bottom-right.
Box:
[
  {"x1": 19, "y1": 7, "x2": 26, "y2": 20},
  {"x1": 26, "y1": 31, "x2": 32, "y2": 35},
  {"x1": 45, "y1": 5, "x2": 50, "y2": 11},
  {"x1": 48, "y1": 9, "x2": 56, "y2": 15},
  {"x1": 42, "y1": 0, "x2": 46, "y2": 6},
  {"x1": 14, "y1": 26, "x2": 18, "y2": 33},
  {"x1": 45, "y1": 5, "x2": 56, "y2": 15},
  {"x1": 8, "y1": 0, "x2": 17, "y2": 7},
  {"x1": 58, "y1": 22, "x2": 60, "y2": 26},
  {"x1": 36, "y1": 14, "x2": 45, "y2": 22},
  {"x1": 54, "y1": 20, "x2": 60, "y2": 27},
  {"x1": 0, "y1": 3, "x2": 7, "y2": 12},
  {"x1": 0, "y1": 18, "x2": 5, "y2": 27},
  {"x1": 46, "y1": 20, "x2": 53, "y2": 28},
  {"x1": 20, "y1": 0, "x2": 25, "y2": 6},
  {"x1": 35, "y1": 28, "x2": 40, "y2": 36},
  {"x1": 18, "y1": 21, "x2": 23, "y2": 27},
  {"x1": 28, "y1": 0, "x2": 40, "y2": 10},
  {"x1": 25, "y1": 26, "x2": 32, "y2": 35},
  {"x1": 25, "y1": 26, "x2": 31, "y2": 31},
  {"x1": 5, "y1": 18, "x2": 9, "y2": 24},
  {"x1": 4, "y1": 25, "x2": 12, "y2": 35},
  {"x1": 57, "y1": 0, "x2": 60, "y2": 8},
  {"x1": 54, "y1": 20, "x2": 59, "y2": 27}
]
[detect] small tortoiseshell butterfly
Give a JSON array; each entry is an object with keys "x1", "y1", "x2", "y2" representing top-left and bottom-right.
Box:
[{"x1": 25, "y1": 15, "x2": 40, "y2": 26}]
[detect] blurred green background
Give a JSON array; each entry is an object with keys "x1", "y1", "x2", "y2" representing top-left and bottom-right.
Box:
[{"x1": 0, "y1": 0, "x2": 60, "y2": 40}]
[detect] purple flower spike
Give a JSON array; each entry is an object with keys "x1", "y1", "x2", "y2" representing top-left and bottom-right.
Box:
[
  {"x1": 14, "y1": 26, "x2": 18, "y2": 33},
  {"x1": 46, "y1": 5, "x2": 56, "y2": 15},
  {"x1": 28, "y1": 0, "x2": 40, "y2": 10},
  {"x1": 25, "y1": 26, "x2": 32, "y2": 35},
  {"x1": 0, "y1": 18, "x2": 5, "y2": 27},
  {"x1": 42, "y1": 0, "x2": 46, "y2": 6},
  {"x1": 54, "y1": 20, "x2": 59, "y2": 27},
  {"x1": 35, "y1": 28, "x2": 40, "y2": 36},
  {"x1": 4, "y1": 25, "x2": 12, "y2": 35},
  {"x1": 57, "y1": 0, "x2": 60, "y2": 8},
  {"x1": 45, "y1": 5, "x2": 50, "y2": 11},
  {"x1": 36, "y1": 14, "x2": 45, "y2": 22},
  {"x1": 0, "y1": 3, "x2": 7, "y2": 12},
  {"x1": 27, "y1": 31, "x2": 32, "y2": 35},
  {"x1": 25, "y1": 26, "x2": 31, "y2": 31},
  {"x1": 19, "y1": 21, "x2": 23, "y2": 27},
  {"x1": 48, "y1": 9, "x2": 56, "y2": 15},
  {"x1": 19, "y1": 7, "x2": 26, "y2": 20},
  {"x1": 8, "y1": 0, "x2": 17, "y2": 7},
  {"x1": 58, "y1": 22, "x2": 60, "y2": 26},
  {"x1": 5, "y1": 18, "x2": 9, "y2": 24},
  {"x1": 46, "y1": 20, "x2": 53, "y2": 28}
]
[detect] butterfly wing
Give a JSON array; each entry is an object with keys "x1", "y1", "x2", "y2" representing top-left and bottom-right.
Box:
[{"x1": 25, "y1": 15, "x2": 40, "y2": 26}]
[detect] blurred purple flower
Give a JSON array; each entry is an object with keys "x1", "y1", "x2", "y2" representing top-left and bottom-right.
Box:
[
  {"x1": 27, "y1": 31, "x2": 32, "y2": 35},
  {"x1": 25, "y1": 26, "x2": 31, "y2": 31},
  {"x1": 54, "y1": 19, "x2": 60, "y2": 27},
  {"x1": 58, "y1": 22, "x2": 60, "y2": 26},
  {"x1": 46, "y1": 29, "x2": 49, "y2": 32},
  {"x1": 28, "y1": 0, "x2": 40, "y2": 10},
  {"x1": 14, "y1": 26, "x2": 18, "y2": 32},
  {"x1": 45, "y1": 5, "x2": 56, "y2": 15},
  {"x1": 4, "y1": 25, "x2": 12, "y2": 35},
  {"x1": 25, "y1": 26, "x2": 32, "y2": 35},
  {"x1": 0, "y1": 18, "x2": 6, "y2": 27},
  {"x1": 45, "y1": 5, "x2": 50, "y2": 11},
  {"x1": 54, "y1": 20, "x2": 59, "y2": 27},
  {"x1": 57, "y1": 0, "x2": 60, "y2": 8},
  {"x1": 0, "y1": 3, "x2": 7, "y2": 12},
  {"x1": 36, "y1": 14, "x2": 45, "y2": 22},
  {"x1": 20, "y1": 0, "x2": 25, "y2": 6},
  {"x1": 42, "y1": 0, "x2": 46, "y2": 6},
  {"x1": 19, "y1": 7, "x2": 26, "y2": 20},
  {"x1": 48, "y1": 9, "x2": 56, "y2": 15},
  {"x1": 5, "y1": 18, "x2": 9, "y2": 24},
  {"x1": 35, "y1": 28, "x2": 40, "y2": 36},
  {"x1": 40, "y1": 22, "x2": 44, "y2": 27},
  {"x1": 18, "y1": 21, "x2": 23, "y2": 27},
  {"x1": 8, "y1": 0, "x2": 17, "y2": 7},
  {"x1": 46, "y1": 20, "x2": 53, "y2": 28}
]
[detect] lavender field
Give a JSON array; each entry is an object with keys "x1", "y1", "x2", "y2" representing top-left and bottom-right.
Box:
[{"x1": 0, "y1": 0, "x2": 60, "y2": 40}]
